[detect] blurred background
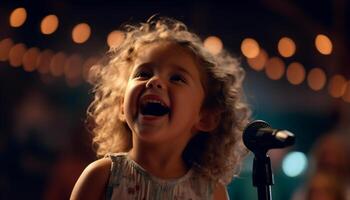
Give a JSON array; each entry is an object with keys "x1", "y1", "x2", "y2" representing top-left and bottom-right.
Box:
[{"x1": 1, "y1": 0, "x2": 350, "y2": 199}]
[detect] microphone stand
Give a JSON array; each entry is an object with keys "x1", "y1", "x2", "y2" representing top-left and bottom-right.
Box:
[
  {"x1": 242, "y1": 120, "x2": 296, "y2": 200},
  {"x1": 253, "y1": 151, "x2": 273, "y2": 200}
]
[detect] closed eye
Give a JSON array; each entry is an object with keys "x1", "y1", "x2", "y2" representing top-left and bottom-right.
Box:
[
  {"x1": 170, "y1": 74, "x2": 187, "y2": 84},
  {"x1": 133, "y1": 70, "x2": 152, "y2": 79}
]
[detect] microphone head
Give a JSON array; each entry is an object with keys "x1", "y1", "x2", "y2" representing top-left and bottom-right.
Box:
[
  {"x1": 243, "y1": 120, "x2": 271, "y2": 152},
  {"x1": 243, "y1": 120, "x2": 295, "y2": 154}
]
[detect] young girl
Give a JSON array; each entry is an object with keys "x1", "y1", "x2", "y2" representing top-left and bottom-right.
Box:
[{"x1": 70, "y1": 17, "x2": 251, "y2": 200}]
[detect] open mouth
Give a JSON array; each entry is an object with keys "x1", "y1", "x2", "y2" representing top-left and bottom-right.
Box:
[{"x1": 140, "y1": 100, "x2": 170, "y2": 116}]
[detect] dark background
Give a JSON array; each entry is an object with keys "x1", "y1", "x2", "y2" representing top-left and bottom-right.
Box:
[{"x1": 1, "y1": 0, "x2": 349, "y2": 199}]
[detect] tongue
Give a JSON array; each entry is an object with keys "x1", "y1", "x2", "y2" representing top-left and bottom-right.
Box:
[{"x1": 141, "y1": 102, "x2": 170, "y2": 116}]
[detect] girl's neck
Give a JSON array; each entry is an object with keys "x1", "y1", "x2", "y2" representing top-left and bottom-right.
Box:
[{"x1": 128, "y1": 143, "x2": 189, "y2": 179}]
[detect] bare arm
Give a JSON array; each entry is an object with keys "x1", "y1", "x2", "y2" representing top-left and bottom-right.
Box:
[
  {"x1": 70, "y1": 158, "x2": 111, "y2": 200},
  {"x1": 213, "y1": 182, "x2": 229, "y2": 200}
]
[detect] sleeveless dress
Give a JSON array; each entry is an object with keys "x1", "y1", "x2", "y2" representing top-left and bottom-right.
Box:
[{"x1": 105, "y1": 153, "x2": 215, "y2": 200}]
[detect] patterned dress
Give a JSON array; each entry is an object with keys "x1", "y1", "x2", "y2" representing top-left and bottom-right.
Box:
[{"x1": 105, "y1": 153, "x2": 215, "y2": 200}]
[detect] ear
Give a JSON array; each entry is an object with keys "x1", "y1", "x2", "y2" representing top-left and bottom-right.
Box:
[{"x1": 195, "y1": 108, "x2": 221, "y2": 132}]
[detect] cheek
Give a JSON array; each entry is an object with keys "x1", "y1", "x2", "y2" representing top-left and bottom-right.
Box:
[
  {"x1": 124, "y1": 82, "x2": 143, "y2": 116},
  {"x1": 176, "y1": 89, "x2": 203, "y2": 114}
]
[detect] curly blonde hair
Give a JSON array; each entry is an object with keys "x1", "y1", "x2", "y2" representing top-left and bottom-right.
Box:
[{"x1": 87, "y1": 17, "x2": 251, "y2": 184}]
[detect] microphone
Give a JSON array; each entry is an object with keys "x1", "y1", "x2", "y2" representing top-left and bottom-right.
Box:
[{"x1": 243, "y1": 120, "x2": 295, "y2": 154}]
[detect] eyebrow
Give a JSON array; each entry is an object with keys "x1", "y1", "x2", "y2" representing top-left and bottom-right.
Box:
[{"x1": 134, "y1": 62, "x2": 153, "y2": 69}]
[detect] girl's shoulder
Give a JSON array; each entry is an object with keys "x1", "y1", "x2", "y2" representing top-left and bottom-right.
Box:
[{"x1": 70, "y1": 158, "x2": 112, "y2": 200}]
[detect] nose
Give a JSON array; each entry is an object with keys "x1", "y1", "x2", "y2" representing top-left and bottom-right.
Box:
[{"x1": 146, "y1": 76, "x2": 164, "y2": 89}]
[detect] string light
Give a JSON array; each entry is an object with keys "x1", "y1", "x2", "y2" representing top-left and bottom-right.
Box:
[
  {"x1": 82, "y1": 56, "x2": 100, "y2": 81},
  {"x1": 241, "y1": 38, "x2": 260, "y2": 58},
  {"x1": 328, "y1": 74, "x2": 347, "y2": 98},
  {"x1": 37, "y1": 49, "x2": 54, "y2": 74},
  {"x1": 9, "y1": 43, "x2": 27, "y2": 67},
  {"x1": 72, "y1": 23, "x2": 91, "y2": 44},
  {"x1": 107, "y1": 30, "x2": 125, "y2": 49},
  {"x1": 2, "y1": 4, "x2": 349, "y2": 104},
  {"x1": 50, "y1": 52, "x2": 66, "y2": 76},
  {"x1": 278, "y1": 37, "x2": 296, "y2": 58},
  {"x1": 0, "y1": 38, "x2": 14, "y2": 61},
  {"x1": 286, "y1": 62, "x2": 305, "y2": 85},
  {"x1": 315, "y1": 34, "x2": 333, "y2": 55},
  {"x1": 64, "y1": 54, "x2": 83, "y2": 87},
  {"x1": 40, "y1": 14, "x2": 59, "y2": 35},
  {"x1": 342, "y1": 81, "x2": 350, "y2": 103},
  {"x1": 64, "y1": 54, "x2": 83, "y2": 80},
  {"x1": 247, "y1": 49, "x2": 268, "y2": 71},
  {"x1": 307, "y1": 68, "x2": 327, "y2": 91},
  {"x1": 23, "y1": 47, "x2": 40, "y2": 72},
  {"x1": 265, "y1": 57, "x2": 285, "y2": 80},
  {"x1": 204, "y1": 36, "x2": 223, "y2": 55},
  {"x1": 9, "y1": 7, "x2": 27, "y2": 27}
]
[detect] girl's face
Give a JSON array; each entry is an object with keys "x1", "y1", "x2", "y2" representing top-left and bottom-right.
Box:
[{"x1": 122, "y1": 41, "x2": 206, "y2": 147}]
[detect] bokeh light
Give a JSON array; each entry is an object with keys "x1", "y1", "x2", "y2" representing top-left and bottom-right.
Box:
[
  {"x1": 50, "y1": 52, "x2": 66, "y2": 76},
  {"x1": 315, "y1": 34, "x2": 333, "y2": 55},
  {"x1": 265, "y1": 57, "x2": 285, "y2": 80},
  {"x1": 40, "y1": 14, "x2": 59, "y2": 35},
  {"x1": 23, "y1": 47, "x2": 40, "y2": 72},
  {"x1": 204, "y1": 36, "x2": 223, "y2": 55},
  {"x1": 286, "y1": 62, "x2": 305, "y2": 85},
  {"x1": 64, "y1": 54, "x2": 83, "y2": 79},
  {"x1": 241, "y1": 38, "x2": 260, "y2": 58},
  {"x1": 107, "y1": 30, "x2": 125, "y2": 49},
  {"x1": 83, "y1": 56, "x2": 100, "y2": 82},
  {"x1": 278, "y1": 37, "x2": 296, "y2": 58},
  {"x1": 72, "y1": 23, "x2": 91, "y2": 44},
  {"x1": 247, "y1": 49, "x2": 268, "y2": 71},
  {"x1": 307, "y1": 68, "x2": 327, "y2": 91},
  {"x1": 0, "y1": 38, "x2": 14, "y2": 61},
  {"x1": 37, "y1": 49, "x2": 54, "y2": 74},
  {"x1": 9, "y1": 43, "x2": 27, "y2": 67},
  {"x1": 65, "y1": 54, "x2": 83, "y2": 87},
  {"x1": 342, "y1": 81, "x2": 350, "y2": 103},
  {"x1": 9, "y1": 7, "x2": 27, "y2": 27},
  {"x1": 282, "y1": 151, "x2": 307, "y2": 177},
  {"x1": 328, "y1": 74, "x2": 347, "y2": 98}
]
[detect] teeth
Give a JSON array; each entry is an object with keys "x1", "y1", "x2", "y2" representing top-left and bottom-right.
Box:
[{"x1": 142, "y1": 99, "x2": 166, "y2": 107}]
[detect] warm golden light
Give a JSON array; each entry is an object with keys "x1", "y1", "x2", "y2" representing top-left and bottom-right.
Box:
[
  {"x1": 278, "y1": 37, "x2": 296, "y2": 58},
  {"x1": 9, "y1": 43, "x2": 27, "y2": 67},
  {"x1": 37, "y1": 49, "x2": 54, "y2": 74},
  {"x1": 204, "y1": 36, "x2": 223, "y2": 55},
  {"x1": 315, "y1": 34, "x2": 333, "y2": 55},
  {"x1": 83, "y1": 56, "x2": 99, "y2": 81},
  {"x1": 40, "y1": 14, "x2": 59, "y2": 35},
  {"x1": 247, "y1": 49, "x2": 268, "y2": 71},
  {"x1": 23, "y1": 47, "x2": 40, "y2": 72},
  {"x1": 9, "y1": 7, "x2": 27, "y2": 27},
  {"x1": 64, "y1": 54, "x2": 83, "y2": 79},
  {"x1": 50, "y1": 52, "x2": 66, "y2": 76},
  {"x1": 65, "y1": 54, "x2": 83, "y2": 87},
  {"x1": 72, "y1": 23, "x2": 91, "y2": 44},
  {"x1": 328, "y1": 75, "x2": 347, "y2": 98},
  {"x1": 286, "y1": 62, "x2": 305, "y2": 85},
  {"x1": 307, "y1": 68, "x2": 327, "y2": 91},
  {"x1": 107, "y1": 30, "x2": 125, "y2": 49},
  {"x1": 0, "y1": 38, "x2": 14, "y2": 61},
  {"x1": 265, "y1": 57, "x2": 285, "y2": 80},
  {"x1": 342, "y1": 81, "x2": 350, "y2": 103},
  {"x1": 241, "y1": 38, "x2": 260, "y2": 58}
]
